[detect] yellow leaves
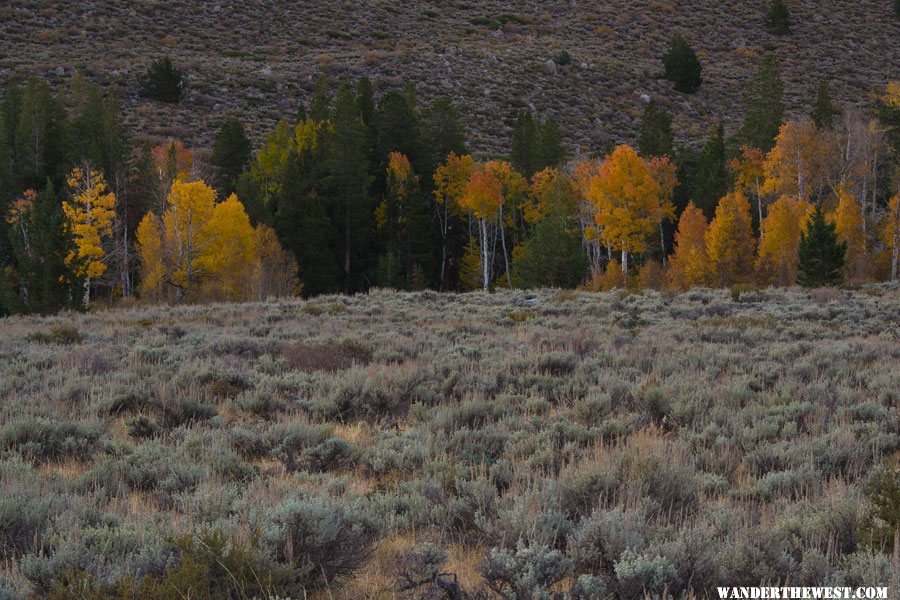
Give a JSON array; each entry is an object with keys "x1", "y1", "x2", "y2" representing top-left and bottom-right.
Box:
[
  {"x1": 885, "y1": 81, "x2": 900, "y2": 108},
  {"x1": 832, "y1": 186, "x2": 867, "y2": 279},
  {"x1": 586, "y1": 144, "x2": 660, "y2": 254},
  {"x1": 6, "y1": 190, "x2": 36, "y2": 225},
  {"x1": 705, "y1": 190, "x2": 756, "y2": 286},
  {"x1": 762, "y1": 119, "x2": 830, "y2": 201},
  {"x1": 756, "y1": 195, "x2": 813, "y2": 285},
  {"x1": 433, "y1": 152, "x2": 476, "y2": 213},
  {"x1": 525, "y1": 168, "x2": 578, "y2": 223},
  {"x1": 137, "y1": 179, "x2": 296, "y2": 302},
  {"x1": 63, "y1": 167, "x2": 116, "y2": 279},
  {"x1": 667, "y1": 202, "x2": 709, "y2": 289}
]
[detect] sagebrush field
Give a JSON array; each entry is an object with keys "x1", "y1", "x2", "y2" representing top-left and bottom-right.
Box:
[{"x1": 0, "y1": 286, "x2": 897, "y2": 598}]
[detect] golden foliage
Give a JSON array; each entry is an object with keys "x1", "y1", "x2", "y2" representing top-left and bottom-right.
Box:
[
  {"x1": 762, "y1": 119, "x2": 830, "y2": 202},
  {"x1": 705, "y1": 190, "x2": 756, "y2": 287},
  {"x1": 586, "y1": 145, "x2": 661, "y2": 259},
  {"x1": 756, "y1": 195, "x2": 813, "y2": 286},
  {"x1": 63, "y1": 167, "x2": 116, "y2": 280},
  {"x1": 433, "y1": 152, "x2": 476, "y2": 213},
  {"x1": 667, "y1": 202, "x2": 709, "y2": 289},
  {"x1": 832, "y1": 186, "x2": 867, "y2": 281}
]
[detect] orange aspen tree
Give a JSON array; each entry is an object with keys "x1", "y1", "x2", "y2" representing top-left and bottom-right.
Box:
[
  {"x1": 731, "y1": 145, "x2": 767, "y2": 227},
  {"x1": 667, "y1": 202, "x2": 709, "y2": 289},
  {"x1": 832, "y1": 186, "x2": 867, "y2": 281},
  {"x1": 705, "y1": 190, "x2": 756, "y2": 286},
  {"x1": 571, "y1": 158, "x2": 605, "y2": 280},
  {"x1": 586, "y1": 145, "x2": 660, "y2": 273},
  {"x1": 483, "y1": 159, "x2": 527, "y2": 288},
  {"x1": 459, "y1": 168, "x2": 503, "y2": 292},
  {"x1": 756, "y1": 195, "x2": 814, "y2": 285},
  {"x1": 63, "y1": 166, "x2": 116, "y2": 308}
]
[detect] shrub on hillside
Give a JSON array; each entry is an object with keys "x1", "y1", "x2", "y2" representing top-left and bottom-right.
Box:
[{"x1": 138, "y1": 56, "x2": 184, "y2": 102}]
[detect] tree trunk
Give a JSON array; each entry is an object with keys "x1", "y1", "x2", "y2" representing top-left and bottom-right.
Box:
[
  {"x1": 499, "y1": 206, "x2": 512, "y2": 288},
  {"x1": 621, "y1": 247, "x2": 628, "y2": 273},
  {"x1": 344, "y1": 218, "x2": 351, "y2": 294},
  {"x1": 82, "y1": 275, "x2": 91, "y2": 309},
  {"x1": 479, "y1": 219, "x2": 489, "y2": 292},
  {"x1": 659, "y1": 222, "x2": 667, "y2": 266}
]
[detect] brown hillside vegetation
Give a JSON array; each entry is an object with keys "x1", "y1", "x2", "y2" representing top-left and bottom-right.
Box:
[
  {"x1": 1, "y1": 0, "x2": 896, "y2": 153},
  {"x1": 0, "y1": 286, "x2": 898, "y2": 597}
]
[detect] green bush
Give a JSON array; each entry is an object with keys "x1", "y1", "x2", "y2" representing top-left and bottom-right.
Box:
[{"x1": 662, "y1": 34, "x2": 702, "y2": 93}]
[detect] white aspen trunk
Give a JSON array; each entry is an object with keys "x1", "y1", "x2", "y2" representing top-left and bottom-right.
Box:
[
  {"x1": 480, "y1": 219, "x2": 490, "y2": 292},
  {"x1": 83, "y1": 276, "x2": 91, "y2": 309},
  {"x1": 659, "y1": 222, "x2": 667, "y2": 266},
  {"x1": 621, "y1": 247, "x2": 628, "y2": 273}
]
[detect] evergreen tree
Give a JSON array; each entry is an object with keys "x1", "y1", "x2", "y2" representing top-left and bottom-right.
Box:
[
  {"x1": 309, "y1": 76, "x2": 332, "y2": 122},
  {"x1": 797, "y1": 206, "x2": 845, "y2": 287},
  {"x1": 694, "y1": 123, "x2": 729, "y2": 217},
  {"x1": 138, "y1": 56, "x2": 184, "y2": 103},
  {"x1": 765, "y1": 0, "x2": 792, "y2": 34},
  {"x1": 662, "y1": 34, "x2": 702, "y2": 93},
  {"x1": 511, "y1": 110, "x2": 538, "y2": 176},
  {"x1": 512, "y1": 212, "x2": 587, "y2": 288},
  {"x1": 325, "y1": 81, "x2": 374, "y2": 293},
  {"x1": 16, "y1": 77, "x2": 69, "y2": 187},
  {"x1": 276, "y1": 153, "x2": 339, "y2": 296},
  {"x1": 637, "y1": 101, "x2": 674, "y2": 158},
  {"x1": 810, "y1": 79, "x2": 835, "y2": 128},
  {"x1": 355, "y1": 77, "x2": 375, "y2": 128},
  {"x1": 511, "y1": 110, "x2": 564, "y2": 177},
  {"x1": 7, "y1": 181, "x2": 74, "y2": 313},
  {"x1": 420, "y1": 96, "x2": 467, "y2": 176},
  {"x1": 211, "y1": 120, "x2": 251, "y2": 197},
  {"x1": 374, "y1": 90, "x2": 423, "y2": 173},
  {"x1": 536, "y1": 117, "x2": 564, "y2": 172},
  {"x1": 738, "y1": 53, "x2": 784, "y2": 152}
]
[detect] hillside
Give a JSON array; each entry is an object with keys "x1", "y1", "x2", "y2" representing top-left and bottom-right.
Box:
[
  {"x1": 0, "y1": 286, "x2": 898, "y2": 597},
  {"x1": 1, "y1": 0, "x2": 897, "y2": 154}
]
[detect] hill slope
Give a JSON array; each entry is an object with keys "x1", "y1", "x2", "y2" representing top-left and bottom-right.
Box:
[{"x1": 1, "y1": 0, "x2": 897, "y2": 154}]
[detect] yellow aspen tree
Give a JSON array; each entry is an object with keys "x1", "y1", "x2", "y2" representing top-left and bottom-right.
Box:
[
  {"x1": 587, "y1": 145, "x2": 660, "y2": 273},
  {"x1": 484, "y1": 159, "x2": 527, "y2": 288},
  {"x1": 832, "y1": 186, "x2": 867, "y2": 281},
  {"x1": 433, "y1": 152, "x2": 476, "y2": 288},
  {"x1": 459, "y1": 168, "x2": 504, "y2": 292},
  {"x1": 525, "y1": 168, "x2": 578, "y2": 223},
  {"x1": 756, "y1": 195, "x2": 814, "y2": 286},
  {"x1": 883, "y1": 194, "x2": 900, "y2": 281},
  {"x1": 571, "y1": 158, "x2": 605, "y2": 279},
  {"x1": 63, "y1": 166, "x2": 116, "y2": 308},
  {"x1": 667, "y1": 202, "x2": 709, "y2": 289},
  {"x1": 705, "y1": 190, "x2": 756, "y2": 287},
  {"x1": 253, "y1": 224, "x2": 300, "y2": 300},
  {"x1": 199, "y1": 194, "x2": 257, "y2": 300},
  {"x1": 135, "y1": 213, "x2": 166, "y2": 300},
  {"x1": 762, "y1": 119, "x2": 830, "y2": 203},
  {"x1": 731, "y1": 145, "x2": 767, "y2": 227}
]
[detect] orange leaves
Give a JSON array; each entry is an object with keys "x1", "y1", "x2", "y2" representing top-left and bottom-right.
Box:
[
  {"x1": 756, "y1": 195, "x2": 813, "y2": 285},
  {"x1": 731, "y1": 145, "x2": 765, "y2": 195},
  {"x1": 667, "y1": 202, "x2": 709, "y2": 289},
  {"x1": 832, "y1": 186, "x2": 867, "y2": 279},
  {"x1": 459, "y1": 168, "x2": 503, "y2": 221},
  {"x1": 586, "y1": 145, "x2": 661, "y2": 257}
]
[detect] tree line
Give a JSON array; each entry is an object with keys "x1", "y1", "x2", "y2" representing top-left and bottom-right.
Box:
[{"x1": 1, "y1": 55, "x2": 899, "y2": 315}]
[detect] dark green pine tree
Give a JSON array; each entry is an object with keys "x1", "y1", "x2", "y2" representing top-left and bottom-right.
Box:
[
  {"x1": 810, "y1": 79, "x2": 835, "y2": 129},
  {"x1": 7, "y1": 181, "x2": 75, "y2": 314},
  {"x1": 662, "y1": 34, "x2": 702, "y2": 94},
  {"x1": 16, "y1": 76, "x2": 70, "y2": 188},
  {"x1": 512, "y1": 211, "x2": 587, "y2": 288},
  {"x1": 637, "y1": 101, "x2": 674, "y2": 158},
  {"x1": 511, "y1": 110, "x2": 539, "y2": 176},
  {"x1": 211, "y1": 120, "x2": 252, "y2": 197},
  {"x1": 325, "y1": 81, "x2": 374, "y2": 293},
  {"x1": 738, "y1": 52, "x2": 785, "y2": 152},
  {"x1": 797, "y1": 206, "x2": 846, "y2": 287},
  {"x1": 374, "y1": 90, "x2": 423, "y2": 173},
  {"x1": 765, "y1": 0, "x2": 792, "y2": 34},
  {"x1": 536, "y1": 116, "x2": 564, "y2": 171},
  {"x1": 420, "y1": 96, "x2": 468, "y2": 176},
  {"x1": 694, "y1": 123, "x2": 729, "y2": 218},
  {"x1": 276, "y1": 152, "x2": 340, "y2": 296},
  {"x1": 355, "y1": 77, "x2": 375, "y2": 129},
  {"x1": 309, "y1": 75, "x2": 332, "y2": 122}
]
